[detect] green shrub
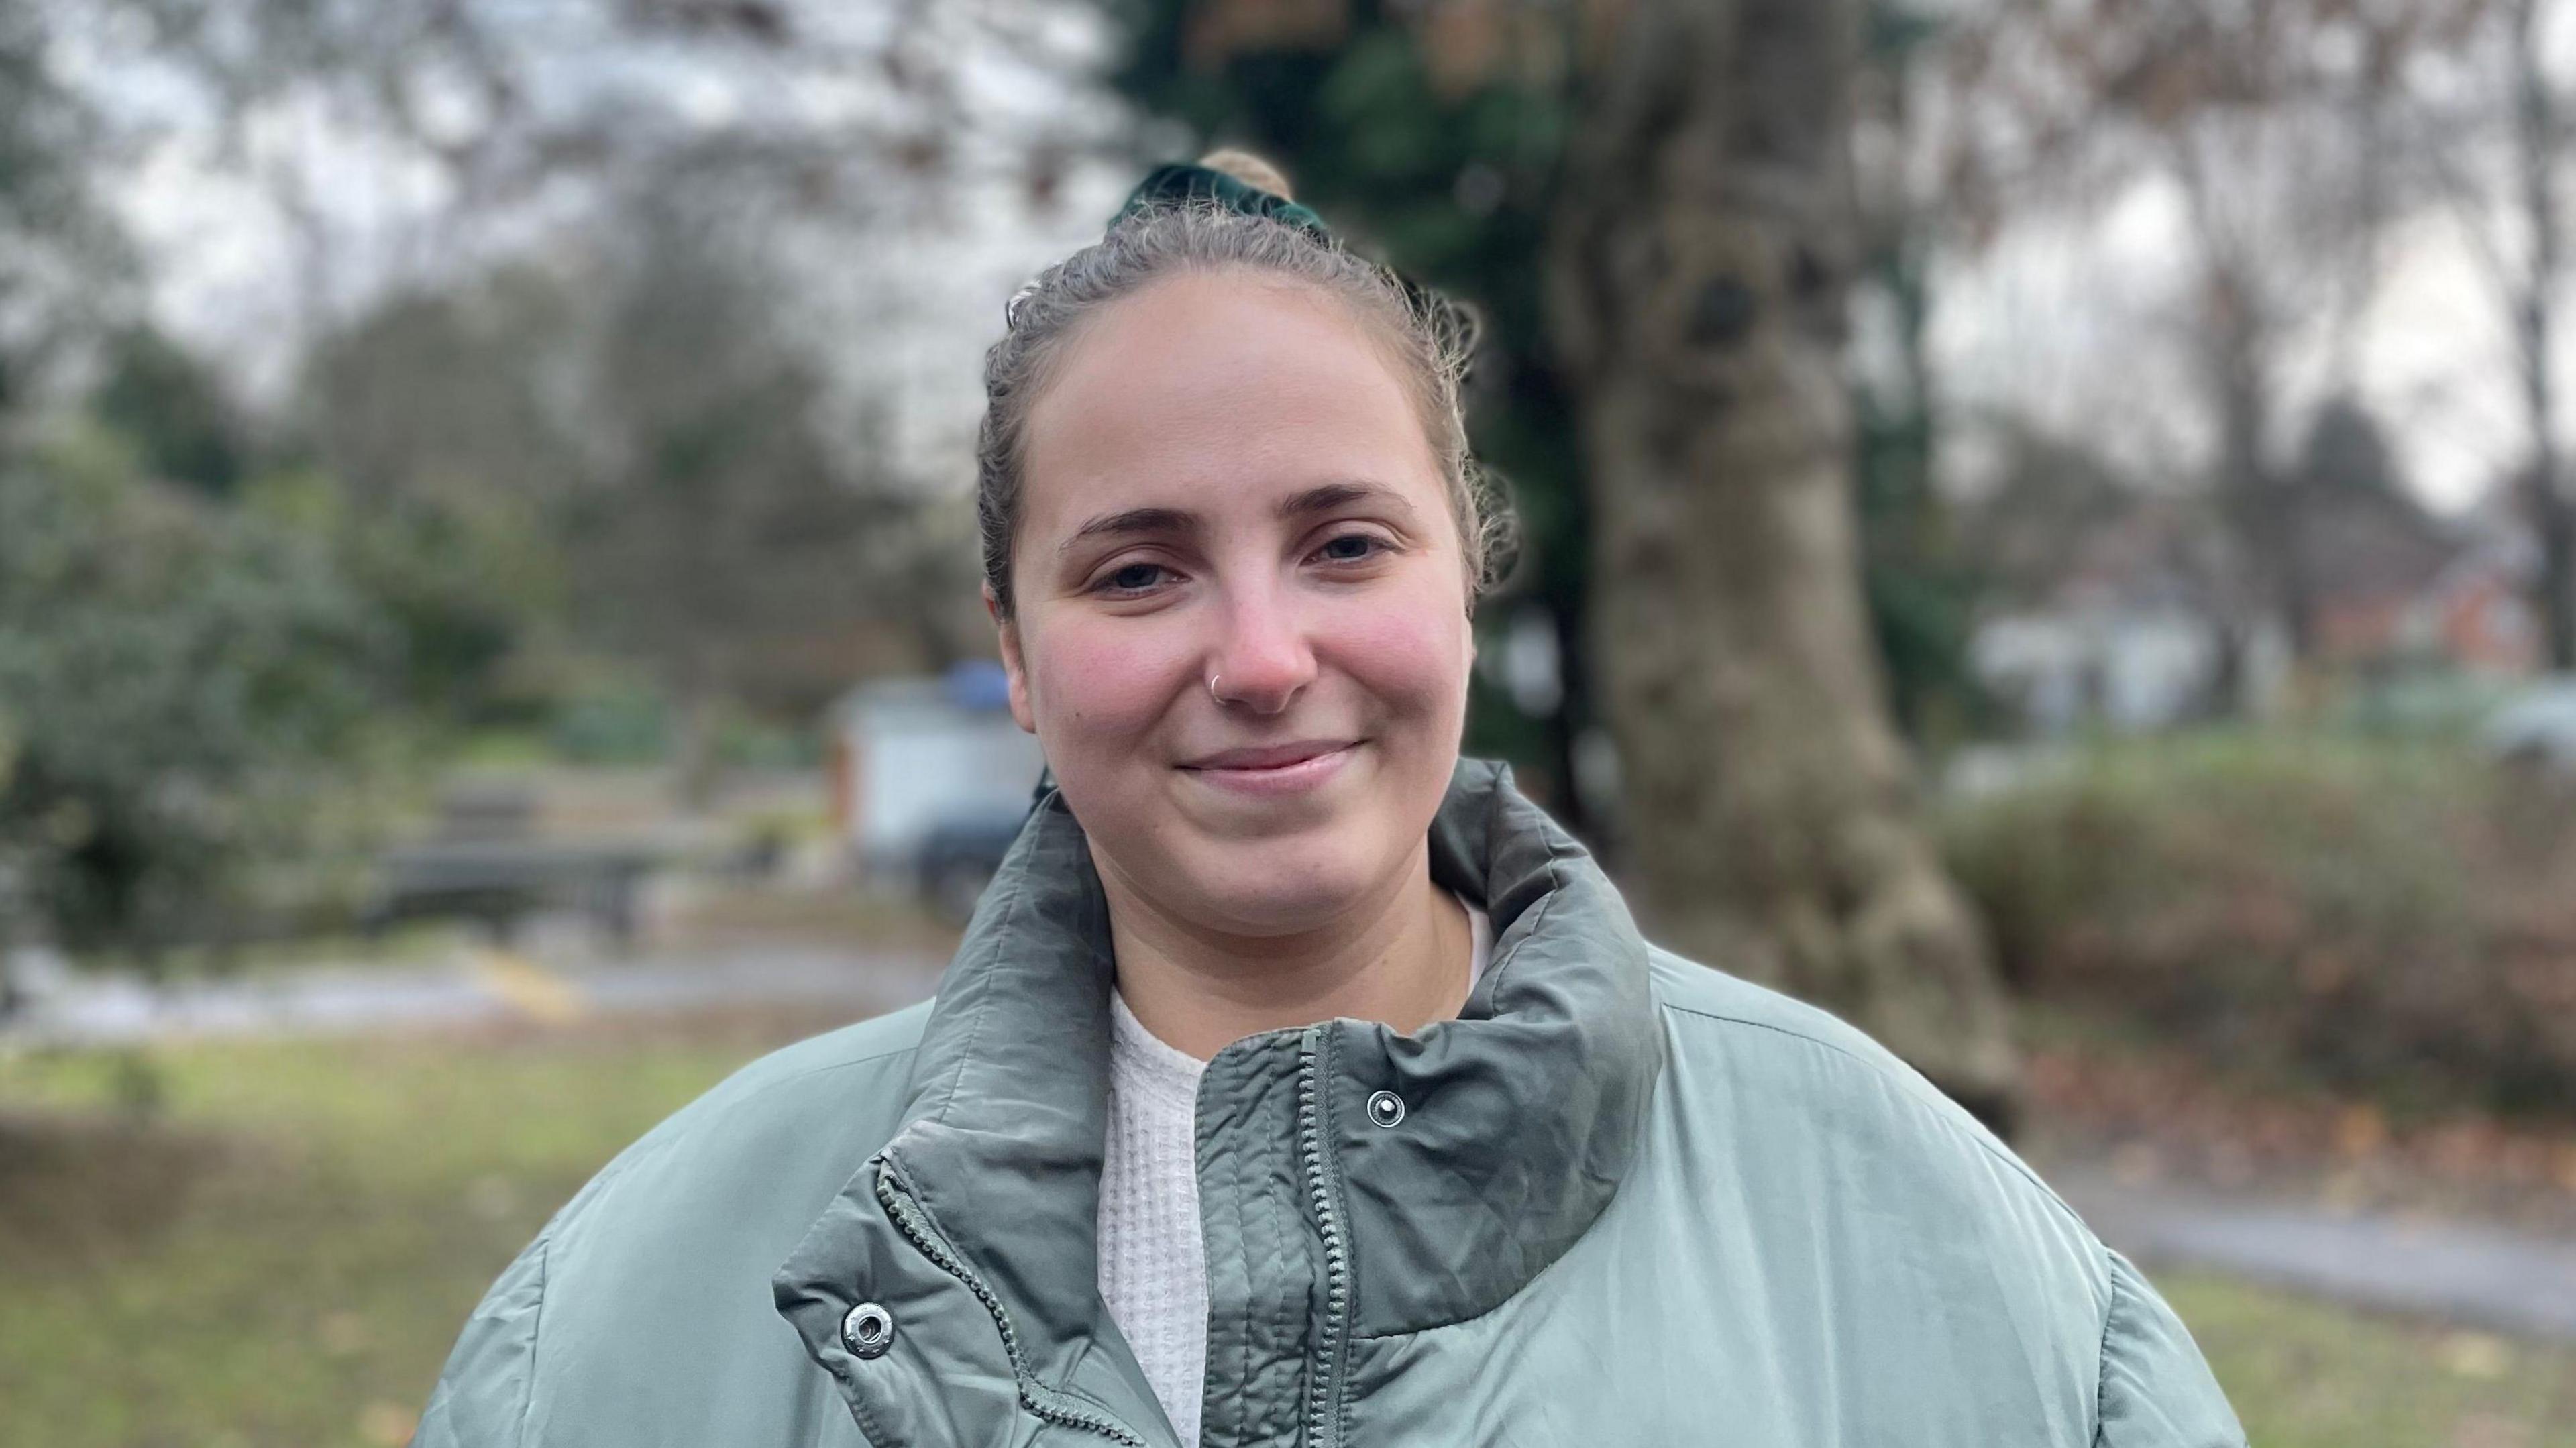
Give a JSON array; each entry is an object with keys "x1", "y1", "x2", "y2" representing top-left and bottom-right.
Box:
[
  {"x1": 0, "y1": 425, "x2": 403, "y2": 964},
  {"x1": 1942, "y1": 732, "x2": 2576, "y2": 1115},
  {"x1": 547, "y1": 681, "x2": 669, "y2": 765}
]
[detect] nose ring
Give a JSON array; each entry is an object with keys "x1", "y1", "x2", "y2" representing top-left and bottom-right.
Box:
[{"x1": 1208, "y1": 673, "x2": 1223, "y2": 704}]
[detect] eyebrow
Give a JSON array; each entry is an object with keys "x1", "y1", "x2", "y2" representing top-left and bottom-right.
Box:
[{"x1": 1055, "y1": 481, "x2": 1422, "y2": 557}]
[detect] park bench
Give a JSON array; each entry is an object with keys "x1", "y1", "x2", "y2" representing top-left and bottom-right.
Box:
[{"x1": 358, "y1": 783, "x2": 669, "y2": 948}]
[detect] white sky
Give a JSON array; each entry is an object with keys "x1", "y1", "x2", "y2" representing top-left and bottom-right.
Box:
[
  {"x1": 1929, "y1": 169, "x2": 2563, "y2": 515},
  {"x1": 1927, "y1": 0, "x2": 2576, "y2": 517}
]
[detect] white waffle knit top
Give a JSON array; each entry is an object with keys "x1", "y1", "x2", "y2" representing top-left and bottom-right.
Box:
[{"x1": 1097, "y1": 894, "x2": 1493, "y2": 1448}]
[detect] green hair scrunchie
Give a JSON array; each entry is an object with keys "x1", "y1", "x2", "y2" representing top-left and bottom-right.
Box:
[
  {"x1": 1102, "y1": 160, "x2": 1464, "y2": 341},
  {"x1": 1111, "y1": 161, "x2": 1332, "y2": 241}
]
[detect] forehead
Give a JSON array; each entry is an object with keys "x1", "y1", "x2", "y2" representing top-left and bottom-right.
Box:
[{"x1": 1017, "y1": 270, "x2": 1443, "y2": 532}]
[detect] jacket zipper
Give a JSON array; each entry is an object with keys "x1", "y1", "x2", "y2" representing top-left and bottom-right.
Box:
[
  {"x1": 870, "y1": 1154, "x2": 1148, "y2": 1447},
  {"x1": 1296, "y1": 1025, "x2": 1353, "y2": 1448}
]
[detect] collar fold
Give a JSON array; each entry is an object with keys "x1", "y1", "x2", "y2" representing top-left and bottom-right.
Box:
[{"x1": 1327, "y1": 757, "x2": 1664, "y2": 1333}]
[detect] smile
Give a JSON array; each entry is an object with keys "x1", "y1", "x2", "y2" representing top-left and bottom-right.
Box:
[{"x1": 1179, "y1": 741, "x2": 1360, "y2": 797}]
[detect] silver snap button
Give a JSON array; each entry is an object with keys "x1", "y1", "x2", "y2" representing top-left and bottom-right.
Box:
[
  {"x1": 1366, "y1": 1089, "x2": 1406, "y2": 1127},
  {"x1": 841, "y1": 1301, "x2": 894, "y2": 1359}
]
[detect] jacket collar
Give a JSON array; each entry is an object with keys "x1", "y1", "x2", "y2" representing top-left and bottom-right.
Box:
[
  {"x1": 774, "y1": 757, "x2": 1664, "y2": 1440},
  {"x1": 1327, "y1": 755, "x2": 1666, "y2": 1332}
]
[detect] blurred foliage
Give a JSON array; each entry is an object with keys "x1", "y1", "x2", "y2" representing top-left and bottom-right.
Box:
[
  {"x1": 545, "y1": 679, "x2": 674, "y2": 767},
  {"x1": 284, "y1": 218, "x2": 966, "y2": 777},
  {"x1": 569, "y1": 188, "x2": 941, "y2": 801},
  {"x1": 0, "y1": 423, "x2": 401, "y2": 962},
  {"x1": 2296, "y1": 394, "x2": 2408, "y2": 501},
  {"x1": 1854, "y1": 7, "x2": 1994, "y2": 753},
  {"x1": 573, "y1": 201, "x2": 886, "y2": 698},
  {"x1": 92, "y1": 325, "x2": 250, "y2": 497},
  {"x1": 2329, "y1": 668, "x2": 2528, "y2": 742},
  {"x1": 1854, "y1": 251, "x2": 1990, "y2": 749},
  {"x1": 0, "y1": 9, "x2": 427, "y2": 966},
  {"x1": 0, "y1": 3, "x2": 130, "y2": 423},
  {"x1": 252, "y1": 463, "x2": 568, "y2": 732},
  {"x1": 294, "y1": 270, "x2": 588, "y2": 726},
  {"x1": 1943, "y1": 732, "x2": 2576, "y2": 1116}
]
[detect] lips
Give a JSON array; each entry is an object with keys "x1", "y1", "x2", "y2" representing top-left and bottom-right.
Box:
[
  {"x1": 1178, "y1": 739, "x2": 1362, "y2": 798},
  {"x1": 1180, "y1": 739, "x2": 1359, "y2": 771}
]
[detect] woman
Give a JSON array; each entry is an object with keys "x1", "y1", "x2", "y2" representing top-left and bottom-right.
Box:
[{"x1": 417, "y1": 154, "x2": 2241, "y2": 1447}]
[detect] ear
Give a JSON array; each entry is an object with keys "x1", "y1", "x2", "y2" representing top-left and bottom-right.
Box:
[{"x1": 985, "y1": 583, "x2": 1038, "y2": 735}]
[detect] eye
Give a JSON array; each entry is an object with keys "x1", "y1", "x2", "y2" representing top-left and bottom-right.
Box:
[
  {"x1": 1313, "y1": 531, "x2": 1391, "y2": 565},
  {"x1": 1092, "y1": 560, "x2": 1172, "y2": 596}
]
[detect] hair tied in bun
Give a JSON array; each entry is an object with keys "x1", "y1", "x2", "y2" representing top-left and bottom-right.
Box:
[{"x1": 1110, "y1": 150, "x2": 1334, "y2": 241}]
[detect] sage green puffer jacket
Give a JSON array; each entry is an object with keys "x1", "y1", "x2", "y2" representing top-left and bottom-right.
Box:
[{"x1": 415, "y1": 757, "x2": 2243, "y2": 1447}]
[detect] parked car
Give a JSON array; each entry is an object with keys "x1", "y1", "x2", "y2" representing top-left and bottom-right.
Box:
[
  {"x1": 2480, "y1": 677, "x2": 2576, "y2": 782},
  {"x1": 914, "y1": 803, "x2": 1036, "y2": 924}
]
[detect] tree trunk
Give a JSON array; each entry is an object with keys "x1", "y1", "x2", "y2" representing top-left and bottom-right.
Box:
[
  {"x1": 2512, "y1": 0, "x2": 2575, "y2": 671},
  {"x1": 2204, "y1": 260, "x2": 2308, "y2": 683},
  {"x1": 672, "y1": 664, "x2": 727, "y2": 813},
  {"x1": 1548, "y1": 0, "x2": 2018, "y2": 1124}
]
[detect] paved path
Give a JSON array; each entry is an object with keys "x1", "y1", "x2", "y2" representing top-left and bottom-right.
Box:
[
  {"x1": 2051, "y1": 1167, "x2": 2576, "y2": 1341},
  {"x1": 0, "y1": 944, "x2": 943, "y2": 1048}
]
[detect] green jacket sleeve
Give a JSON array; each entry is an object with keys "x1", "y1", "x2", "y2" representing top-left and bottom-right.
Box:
[
  {"x1": 2094, "y1": 1249, "x2": 2247, "y2": 1447},
  {"x1": 411, "y1": 1234, "x2": 548, "y2": 1448}
]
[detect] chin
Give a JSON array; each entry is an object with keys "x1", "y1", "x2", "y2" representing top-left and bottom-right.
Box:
[{"x1": 1183, "y1": 836, "x2": 1389, "y2": 936}]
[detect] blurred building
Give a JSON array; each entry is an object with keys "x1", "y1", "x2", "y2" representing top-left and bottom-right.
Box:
[
  {"x1": 2298, "y1": 489, "x2": 2539, "y2": 675},
  {"x1": 1972, "y1": 489, "x2": 2540, "y2": 737},
  {"x1": 828, "y1": 663, "x2": 1046, "y2": 881},
  {"x1": 1972, "y1": 494, "x2": 2241, "y2": 734}
]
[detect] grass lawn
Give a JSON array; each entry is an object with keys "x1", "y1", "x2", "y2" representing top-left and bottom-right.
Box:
[{"x1": 5, "y1": 1013, "x2": 2574, "y2": 1448}]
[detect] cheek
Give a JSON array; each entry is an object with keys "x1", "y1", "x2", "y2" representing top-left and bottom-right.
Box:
[
  {"x1": 1324, "y1": 587, "x2": 1471, "y2": 722},
  {"x1": 1026, "y1": 616, "x2": 1193, "y2": 742}
]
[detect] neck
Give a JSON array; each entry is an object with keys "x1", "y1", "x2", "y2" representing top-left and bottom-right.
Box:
[{"x1": 1095, "y1": 838, "x2": 1473, "y2": 1061}]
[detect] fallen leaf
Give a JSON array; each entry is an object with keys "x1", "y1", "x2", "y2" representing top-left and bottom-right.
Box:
[
  {"x1": 2437, "y1": 1331, "x2": 2512, "y2": 1382},
  {"x1": 360, "y1": 1401, "x2": 416, "y2": 1446}
]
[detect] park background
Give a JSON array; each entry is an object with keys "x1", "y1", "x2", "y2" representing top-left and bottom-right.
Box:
[{"x1": 6, "y1": 0, "x2": 2576, "y2": 1443}]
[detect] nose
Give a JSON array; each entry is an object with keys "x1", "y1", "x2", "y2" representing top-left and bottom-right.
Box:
[{"x1": 1205, "y1": 579, "x2": 1316, "y2": 716}]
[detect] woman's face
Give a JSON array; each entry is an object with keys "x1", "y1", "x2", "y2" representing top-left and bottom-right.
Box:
[{"x1": 994, "y1": 270, "x2": 1473, "y2": 936}]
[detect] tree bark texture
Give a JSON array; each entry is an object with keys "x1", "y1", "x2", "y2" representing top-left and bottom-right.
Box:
[
  {"x1": 2512, "y1": 0, "x2": 2575, "y2": 671},
  {"x1": 1548, "y1": 0, "x2": 2018, "y2": 1120}
]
